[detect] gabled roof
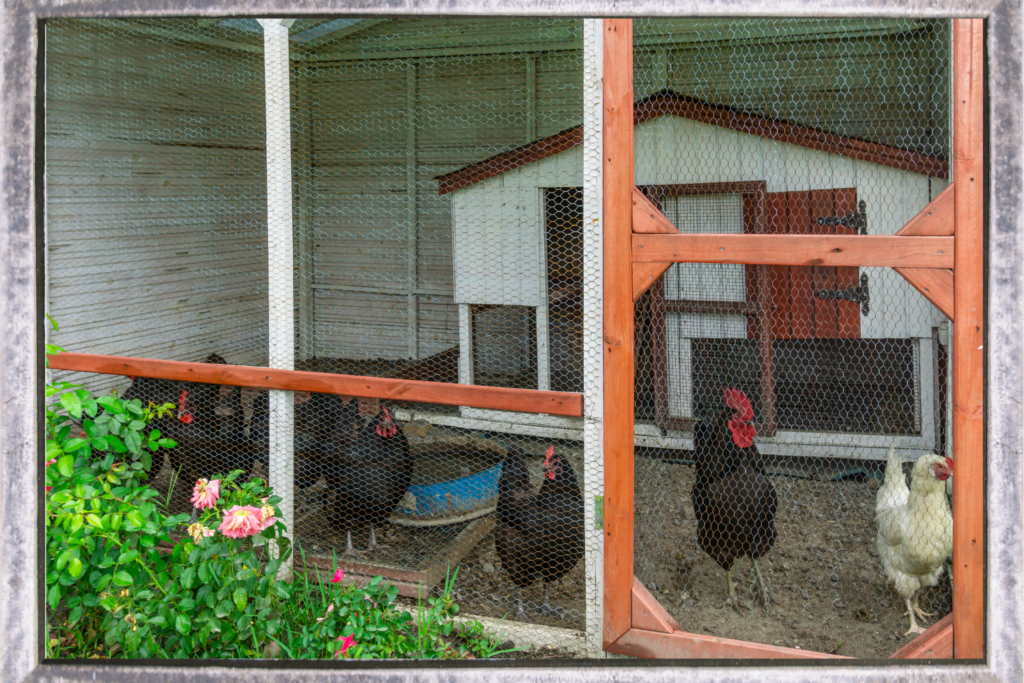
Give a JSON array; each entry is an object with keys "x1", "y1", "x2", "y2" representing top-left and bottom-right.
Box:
[{"x1": 437, "y1": 91, "x2": 948, "y2": 195}]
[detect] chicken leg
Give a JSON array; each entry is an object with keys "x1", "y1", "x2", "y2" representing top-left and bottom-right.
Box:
[
  {"x1": 912, "y1": 593, "x2": 935, "y2": 620},
  {"x1": 343, "y1": 529, "x2": 365, "y2": 557},
  {"x1": 367, "y1": 523, "x2": 389, "y2": 551},
  {"x1": 904, "y1": 596, "x2": 927, "y2": 636},
  {"x1": 752, "y1": 559, "x2": 771, "y2": 609},
  {"x1": 539, "y1": 582, "x2": 565, "y2": 619},
  {"x1": 513, "y1": 588, "x2": 530, "y2": 622}
]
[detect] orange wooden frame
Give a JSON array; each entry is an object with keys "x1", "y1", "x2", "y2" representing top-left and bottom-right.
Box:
[
  {"x1": 602, "y1": 18, "x2": 984, "y2": 660},
  {"x1": 46, "y1": 352, "x2": 584, "y2": 417}
]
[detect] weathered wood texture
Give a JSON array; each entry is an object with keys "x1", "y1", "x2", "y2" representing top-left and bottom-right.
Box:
[
  {"x1": 602, "y1": 17, "x2": 635, "y2": 651},
  {"x1": 47, "y1": 352, "x2": 583, "y2": 416},
  {"x1": 633, "y1": 234, "x2": 954, "y2": 268},
  {"x1": 607, "y1": 628, "x2": 848, "y2": 659},
  {"x1": 951, "y1": 17, "x2": 985, "y2": 661}
]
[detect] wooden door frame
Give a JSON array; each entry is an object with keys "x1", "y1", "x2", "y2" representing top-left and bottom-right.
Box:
[{"x1": 602, "y1": 18, "x2": 983, "y2": 660}]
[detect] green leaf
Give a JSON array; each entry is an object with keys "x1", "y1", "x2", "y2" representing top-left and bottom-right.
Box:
[
  {"x1": 68, "y1": 604, "x2": 83, "y2": 626},
  {"x1": 60, "y1": 392, "x2": 82, "y2": 419},
  {"x1": 62, "y1": 437, "x2": 88, "y2": 453},
  {"x1": 234, "y1": 614, "x2": 251, "y2": 633},
  {"x1": 100, "y1": 594, "x2": 117, "y2": 611},
  {"x1": 180, "y1": 567, "x2": 196, "y2": 590},
  {"x1": 82, "y1": 399, "x2": 98, "y2": 419},
  {"x1": 124, "y1": 430, "x2": 142, "y2": 455},
  {"x1": 106, "y1": 434, "x2": 127, "y2": 453},
  {"x1": 125, "y1": 401, "x2": 144, "y2": 417},
  {"x1": 112, "y1": 571, "x2": 134, "y2": 587},
  {"x1": 128, "y1": 420, "x2": 146, "y2": 431},
  {"x1": 118, "y1": 549, "x2": 140, "y2": 565},
  {"x1": 90, "y1": 436, "x2": 109, "y2": 451},
  {"x1": 139, "y1": 450, "x2": 152, "y2": 472},
  {"x1": 57, "y1": 455, "x2": 75, "y2": 478},
  {"x1": 46, "y1": 441, "x2": 64, "y2": 461},
  {"x1": 232, "y1": 587, "x2": 247, "y2": 612},
  {"x1": 97, "y1": 396, "x2": 124, "y2": 414},
  {"x1": 68, "y1": 557, "x2": 83, "y2": 578},
  {"x1": 149, "y1": 429, "x2": 162, "y2": 440},
  {"x1": 175, "y1": 613, "x2": 192, "y2": 636},
  {"x1": 158, "y1": 438, "x2": 177, "y2": 448},
  {"x1": 47, "y1": 584, "x2": 60, "y2": 611},
  {"x1": 126, "y1": 509, "x2": 145, "y2": 529},
  {"x1": 178, "y1": 598, "x2": 196, "y2": 612}
]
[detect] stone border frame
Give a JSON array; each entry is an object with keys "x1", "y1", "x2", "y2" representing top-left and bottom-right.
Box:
[{"x1": 1, "y1": 2, "x2": 1019, "y2": 682}]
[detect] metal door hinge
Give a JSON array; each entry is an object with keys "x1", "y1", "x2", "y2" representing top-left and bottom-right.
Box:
[
  {"x1": 816, "y1": 199, "x2": 867, "y2": 235},
  {"x1": 595, "y1": 496, "x2": 604, "y2": 529},
  {"x1": 815, "y1": 273, "x2": 870, "y2": 315}
]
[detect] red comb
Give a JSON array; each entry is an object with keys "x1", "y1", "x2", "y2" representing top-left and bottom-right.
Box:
[
  {"x1": 544, "y1": 446, "x2": 555, "y2": 466},
  {"x1": 178, "y1": 390, "x2": 193, "y2": 424},
  {"x1": 722, "y1": 387, "x2": 754, "y2": 421},
  {"x1": 946, "y1": 456, "x2": 954, "y2": 472}
]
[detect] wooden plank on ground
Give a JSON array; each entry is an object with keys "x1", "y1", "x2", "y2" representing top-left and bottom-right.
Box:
[
  {"x1": 606, "y1": 627, "x2": 849, "y2": 659},
  {"x1": 890, "y1": 613, "x2": 954, "y2": 659}
]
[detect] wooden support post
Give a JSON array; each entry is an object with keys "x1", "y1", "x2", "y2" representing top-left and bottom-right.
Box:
[
  {"x1": 952, "y1": 17, "x2": 985, "y2": 660},
  {"x1": 602, "y1": 17, "x2": 634, "y2": 650}
]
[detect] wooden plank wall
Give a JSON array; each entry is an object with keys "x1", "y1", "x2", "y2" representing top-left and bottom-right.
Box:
[{"x1": 45, "y1": 21, "x2": 270, "y2": 394}]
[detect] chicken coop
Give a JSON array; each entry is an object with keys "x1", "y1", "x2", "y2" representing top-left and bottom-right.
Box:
[{"x1": 41, "y1": 14, "x2": 984, "y2": 661}]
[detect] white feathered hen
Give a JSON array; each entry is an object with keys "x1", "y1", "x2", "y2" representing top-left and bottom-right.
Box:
[{"x1": 875, "y1": 447, "x2": 953, "y2": 635}]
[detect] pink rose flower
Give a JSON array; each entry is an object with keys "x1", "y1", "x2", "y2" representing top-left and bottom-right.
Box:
[
  {"x1": 187, "y1": 523, "x2": 215, "y2": 542},
  {"x1": 217, "y1": 505, "x2": 264, "y2": 538},
  {"x1": 45, "y1": 458, "x2": 57, "y2": 467},
  {"x1": 258, "y1": 497, "x2": 277, "y2": 530},
  {"x1": 335, "y1": 635, "x2": 356, "y2": 658},
  {"x1": 191, "y1": 478, "x2": 220, "y2": 510},
  {"x1": 330, "y1": 568, "x2": 344, "y2": 583}
]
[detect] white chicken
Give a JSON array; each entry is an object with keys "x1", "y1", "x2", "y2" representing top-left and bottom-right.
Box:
[{"x1": 875, "y1": 447, "x2": 953, "y2": 635}]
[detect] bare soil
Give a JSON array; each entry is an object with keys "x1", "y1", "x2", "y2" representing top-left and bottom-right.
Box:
[{"x1": 634, "y1": 456, "x2": 952, "y2": 659}]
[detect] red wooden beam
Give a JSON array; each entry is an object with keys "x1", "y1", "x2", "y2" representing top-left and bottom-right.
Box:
[
  {"x1": 602, "y1": 17, "x2": 636, "y2": 651},
  {"x1": 890, "y1": 613, "x2": 954, "y2": 659},
  {"x1": 47, "y1": 352, "x2": 583, "y2": 417},
  {"x1": 633, "y1": 233, "x2": 954, "y2": 269},
  {"x1": 951, "y1": 17, "x2": 985, "y2": 660},
  {"x1": 607, "y1": 627, "x2": 848, "y2": 660}
]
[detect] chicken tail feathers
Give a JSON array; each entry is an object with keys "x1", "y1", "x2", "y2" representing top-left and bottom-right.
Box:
[{"x1": 877, "y1": 445, "x2": 909, "y2": 516}]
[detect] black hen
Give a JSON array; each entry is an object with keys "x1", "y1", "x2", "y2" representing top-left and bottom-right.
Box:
[
  {"x1": 325, "y1": 405, "x2": 412, "y2": 555},
  {"x1": 294, "y1": 393, "x2": 359, "y2": 491},
  {"x1": 691, "y1": 387, "x2": 777, "y2": 608},
  {"x1": 495, "y1": 447, "x2": 584, "y2": 620}
]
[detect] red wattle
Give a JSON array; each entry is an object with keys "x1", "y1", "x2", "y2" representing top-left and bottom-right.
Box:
[{"x1": 728, "y1": 418, "x2": 755, "y2": 448}]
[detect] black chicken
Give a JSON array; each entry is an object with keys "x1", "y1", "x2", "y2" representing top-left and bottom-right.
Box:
[
  {"x1": 294, "y1": 392, "x2": 359, "y2": 491},
  {"x1": 495, "y1": 446, "x2": 583, "y2": 620},
  {"x1": 691, "y1": 387, "x2": 777, "y2": 608},
  {"x1": 325, "y1": 405, "x2": 412, "y2": 556}
]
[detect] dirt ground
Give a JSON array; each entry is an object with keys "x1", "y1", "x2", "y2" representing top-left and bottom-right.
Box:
[{"x1": 634, "y1": 456, "x2": 952, "y2": 659}]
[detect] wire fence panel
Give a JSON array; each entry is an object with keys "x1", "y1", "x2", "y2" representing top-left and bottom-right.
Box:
[
  {"x1": 44, "y1": 16, "x2": 953, "y2": 660},
  {"x1": 45, "y1": 16, "x2": 594, "y2": 656},
  {"x1": 631, "y1": 18, "x2": 952, "y2": 658}
]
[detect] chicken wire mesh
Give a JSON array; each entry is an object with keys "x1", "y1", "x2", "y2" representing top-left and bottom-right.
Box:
[
  {"x1": 42, "y1": 15, "x2": 956, "y2": 661},
  {"x1": 630, "y1": 18, "x2": 954, "y2": 659},
  {"x1": 44, "y1": 16, "x2": 597, "y2": 656}
]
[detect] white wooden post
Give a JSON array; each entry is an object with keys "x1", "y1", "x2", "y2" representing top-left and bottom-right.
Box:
[
  {"x1": 258, "y1": 18, "x2": 295, "y2": 578},
  {"x1": 582, "y1": 18, "x2": 605, "y2": 658}
]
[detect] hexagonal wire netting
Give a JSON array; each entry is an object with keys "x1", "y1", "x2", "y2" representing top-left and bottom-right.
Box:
[{"x1": 43, "y1": 16, "x2": 951, "y2": 660}]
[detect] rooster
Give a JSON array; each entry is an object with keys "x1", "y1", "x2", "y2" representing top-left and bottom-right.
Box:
[
  {"x1": 495, "y1": 446, "x2": 583, "y2": 620},
  {"x1": 875, "y1": 447, "x2": 953, "y2": 635},
  {"x1": 691, "y1": 387, "x2": 777, "y2": 608},
  {"x1": 325, "y1": 405, "x2": 412, "y2": 555}
]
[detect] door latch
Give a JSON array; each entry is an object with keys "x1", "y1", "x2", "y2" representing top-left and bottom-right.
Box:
[
  {"x1": 815, "y1": 273, "x2": 870, "y2": 315},
  {"x1": 816, "y1": 200, "x2": 867, "y2": 235}
]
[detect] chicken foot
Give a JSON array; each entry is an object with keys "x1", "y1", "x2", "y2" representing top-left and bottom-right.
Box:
[
  {"x1": 343, "y1": 530, "x2": 366, "y2": 557},
  {"x1": 724, "y1": 570, "x2": 746, "y2": 612},
  {"x1": 912, "y1": 593, "x2": 935, "y2": 620},
  {"x1": 367, "y1": 524, "x2": 389, "y2": 552},
  {"x1": 903, "y1": 596, "x2": 927, "y2": 636},
  {"x1": 539, "y1": 583, "x2": 565, "y2": 619}
]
